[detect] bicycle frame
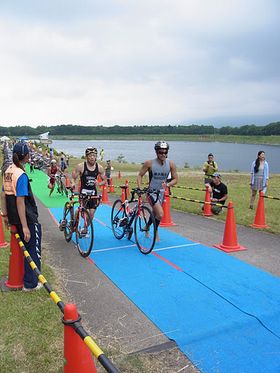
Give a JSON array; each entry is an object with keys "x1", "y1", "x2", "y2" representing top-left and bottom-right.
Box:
[{"x1": 111, "y1": 187, "x2": 157, "y2": 254}]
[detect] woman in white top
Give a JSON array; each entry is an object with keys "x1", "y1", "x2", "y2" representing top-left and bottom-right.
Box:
[{"x1": 249, "y1": 150, "x2": 269, "y2": 209}]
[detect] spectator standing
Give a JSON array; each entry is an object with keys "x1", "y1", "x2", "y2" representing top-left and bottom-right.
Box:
[
  {"x1": 60, "y1": 156, "x2": 67, "y2": 172},
  {"x1": 249, "y1": 150, "x2": 269, "y2": 209},
  {"x1": 100, "y1": 148, "x2": 105, "y2": 161},
  {"x1": 1, "y1": 142, "x2": 42, "y2": 291},
  {"x1": 203, "y1": 153, "x2": 218, "y2": 184},
  {"x1": 105, "y1": 160, "x2": 113, "y2": 187},
  {"x1": 206, "y1": 172, "x2": 228, "y2": 215}
]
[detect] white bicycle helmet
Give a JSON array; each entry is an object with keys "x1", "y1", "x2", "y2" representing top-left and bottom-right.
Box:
[{"x1": 154, "y1": 141, "x2": 169, "y2": 151}]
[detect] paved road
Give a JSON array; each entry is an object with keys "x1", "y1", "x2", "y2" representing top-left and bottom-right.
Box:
[{"x1": 38, "y1": 196, "x2": 279, "y2": 372}]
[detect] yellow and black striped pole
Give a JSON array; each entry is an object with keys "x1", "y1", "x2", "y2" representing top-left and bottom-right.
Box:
[
  {"x1": 170, "y1": 195, "x2": 228, "y2": 208},
  {"x1": 15, "y1": 233, "x2": 119, "y2": 373}
]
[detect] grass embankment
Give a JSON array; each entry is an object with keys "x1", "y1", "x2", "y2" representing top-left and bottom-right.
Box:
[{"x1": 51, "y1": 134, "x2": 280, "y2": 145}]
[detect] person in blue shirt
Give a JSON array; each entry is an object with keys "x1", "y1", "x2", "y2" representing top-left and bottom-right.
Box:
[{"x1": 1, "y1": 142, "x2": 42, "y2": 291}]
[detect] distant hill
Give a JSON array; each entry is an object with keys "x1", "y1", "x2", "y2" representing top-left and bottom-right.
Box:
[{"x1": 0, "y1": 121, "x2": 279, "y2": 137}]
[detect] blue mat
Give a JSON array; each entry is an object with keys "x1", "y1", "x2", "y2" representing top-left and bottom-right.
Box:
[{"x1": 50, "y1": 204, "x2": 280, "y2": 372}]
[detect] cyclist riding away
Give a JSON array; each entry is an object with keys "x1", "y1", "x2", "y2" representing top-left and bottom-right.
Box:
[
  {"x1": 47, "y1": 159, "x2": 61, "y2": 196},
  {"x1": 71, "y1": 147, "x2": 106, "y2": 219},
  {"x1": 137, "y1": 141, "x2": 178, "y2": 241}
]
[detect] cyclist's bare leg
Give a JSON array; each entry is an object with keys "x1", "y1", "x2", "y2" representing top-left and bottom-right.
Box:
[
  {"x1": 144, "y1": 202, "x2": 162, "y2": 241},
  {"x1": 49, "y1": 183, "x2": 55, "y2": 196}
]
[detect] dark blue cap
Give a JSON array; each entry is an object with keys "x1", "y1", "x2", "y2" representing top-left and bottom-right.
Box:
[{"x1": 13, "y1": 142, "x2": 29, "y2": 160}]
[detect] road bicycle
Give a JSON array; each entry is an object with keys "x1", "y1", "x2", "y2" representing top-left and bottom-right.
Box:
[
  {"x1": 59, "y1": 188, "x2": 101, "y2": 257},
  {"x1": 111, "y1": 186, "x2": 157, "y2": 254}
]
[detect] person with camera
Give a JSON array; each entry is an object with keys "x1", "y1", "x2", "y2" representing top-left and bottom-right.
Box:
[{"x1": 203, "y1": 153, "x2": 218, "y2": 184}]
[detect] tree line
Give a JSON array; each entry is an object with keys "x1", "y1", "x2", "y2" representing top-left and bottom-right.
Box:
[{"x1": 1, "y1": 122, "x2": 279, "y2": 137}]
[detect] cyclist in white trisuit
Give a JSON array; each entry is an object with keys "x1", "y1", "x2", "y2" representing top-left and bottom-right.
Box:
[{"x1": 137, "y1": 141, "x2": 178, "y2": 241}]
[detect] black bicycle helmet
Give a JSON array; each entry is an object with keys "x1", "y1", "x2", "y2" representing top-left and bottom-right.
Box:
[
  {"x1": 154, "y1": 141, "x2": 169, "y2": 151},
  {"x1": 85, "y1": 147, "x2": 98, "y2": 156}
]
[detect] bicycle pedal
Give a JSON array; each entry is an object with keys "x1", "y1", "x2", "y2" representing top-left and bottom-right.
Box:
[{"x1": 119, "y1": 218, "x2": 128, "y2": 227}]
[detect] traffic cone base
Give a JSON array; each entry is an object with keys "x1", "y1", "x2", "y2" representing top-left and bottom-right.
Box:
[
  {"x1": 0, "y1": 278, "x2": 22, "y2": 291},
  {"x1": 213, "y1": 243, "x2": 247, "y2": 253},
  {"x1": 251, "y1": 223, "x2": 269, "y2": 229},
  {"x1": 160, "y1": 221, "x2": 176, "y2": 227},
  {"x1": 214, "y1": 201, "x2": 247, "y2": 253}
]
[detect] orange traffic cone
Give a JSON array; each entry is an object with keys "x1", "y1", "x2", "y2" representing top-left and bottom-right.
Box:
[
  {"x1": 0, "y1": 216, "x2": 8, "y2": 248},
  {"x1": 64, "y1": 304, "x2": 97, "y2": 373},
  {"x1": 97, "y1": 174, "x2": 102, "y2": 183},
  {"x1": 203, "y1": 185, "x2": 213, "y2": 217},
  {"x1": 214, "y1": 201, "x2": 247, "y2": 253},
  {"x1": 65, "y1": 173, "x2": 71, "y2": 188},
  {"x1": 160, "y1": 187, "x2": 176, "y2": 227},
  {"x1": 101, "y1": 183, "x2": 110, "y2": 204},
  {"x1": 5, "y1": 226, "x2": 24, "y2": 289},
  {"x1": 118, "y1": 171, "x2": 122, "y2": 179},
  {"x1": 121, "y1": 186, "x2": 126, "y2": 202},
  {"x1": 109, "y1": 178, "x2": 115, "y2": 193},
  {"x1": 125, "y1": 180, "x2": 130, "y2": 200},
  {"x1": 251, "y1": 191, "x2": 269, "y2": 229}
]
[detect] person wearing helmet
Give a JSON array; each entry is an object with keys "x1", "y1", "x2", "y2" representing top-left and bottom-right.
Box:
[
  {"x1": 71, "y1": 147, "x2": 106, "y2": 219},
  {"x1": 137, "y1": 141, "x2": 178, "y2": 241},
  {"x1": 47, "y1": 159, "x2": 61, "y2": 196}
]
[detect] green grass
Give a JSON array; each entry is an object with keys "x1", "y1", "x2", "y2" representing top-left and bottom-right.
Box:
[{"x1": 0, "y1": 247, "x2": 65, "y2": 372}]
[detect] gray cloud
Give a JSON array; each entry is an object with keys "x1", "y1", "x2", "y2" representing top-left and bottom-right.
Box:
[{"x1": 0, "y1": 0, "x2": 279, "y2": 126}]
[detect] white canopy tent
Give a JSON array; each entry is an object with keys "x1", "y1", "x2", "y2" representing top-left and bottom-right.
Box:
[{"x1": 0, "y1": 136, "x2": 10, "y2": 141}]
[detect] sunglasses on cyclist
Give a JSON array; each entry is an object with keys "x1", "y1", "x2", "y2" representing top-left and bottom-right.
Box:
[{"x1": 157, "y1": 150, "x2": 168, "y2": 155}]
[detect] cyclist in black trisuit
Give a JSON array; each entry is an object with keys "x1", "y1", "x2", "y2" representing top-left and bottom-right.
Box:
[{"x1": 71, "y1": 147, "x2": 106, "y2": 219}]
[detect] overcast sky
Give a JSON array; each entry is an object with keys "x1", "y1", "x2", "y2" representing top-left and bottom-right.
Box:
[{"x1": 0, "y1": 0, "x2": 279, "y2": 128}]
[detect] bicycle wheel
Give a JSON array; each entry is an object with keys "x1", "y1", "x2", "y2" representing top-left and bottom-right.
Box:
[
  {"x1": 75, "y1": 209, "x2": 94, "y2": 257},
  {"x1": 134, "y1": 205, "x2": 156, "y2": 254},
  {"x1": 63, "y1": 204, "x2": 74, "y2": 242},
  {"x1": 111, "y1": 199, "x2": 127, "y2": 239}
]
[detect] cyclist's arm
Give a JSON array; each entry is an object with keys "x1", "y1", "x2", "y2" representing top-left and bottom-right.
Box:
[
  {"x1": 137, "y1": 160, "x2": 151, "y2": 188},
  {"x1": 71, "y1": 163, "x2": 83, "y2": 188},
  {"x1": 96, "y1": 164, "x2": 106, "y2": 187}
]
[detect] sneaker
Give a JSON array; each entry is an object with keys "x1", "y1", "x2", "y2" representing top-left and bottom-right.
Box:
[
  {"x1": 22, "y1": 282, "x2": 43, "y2": 292},
  {"x1": 59, "y1": 219, "x2": 66, "y2": 231}
]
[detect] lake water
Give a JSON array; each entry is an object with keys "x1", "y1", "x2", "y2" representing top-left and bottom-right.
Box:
[{"x1": 52, "y1": 139, "x2": 279, "y2": 173}]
